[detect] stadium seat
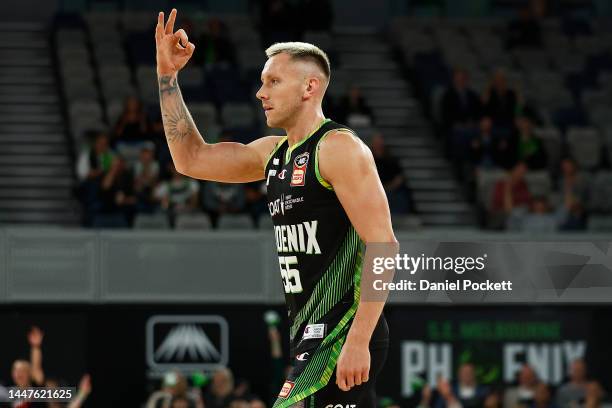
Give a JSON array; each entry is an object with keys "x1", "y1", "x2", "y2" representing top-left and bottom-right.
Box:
[
  {"x1": 533, "y1": 127, "x2": 562, "y2": 172},
  {"x1": 587, "y1": 215, "x2": 612, "y2": 231},
  {"x1": 525, "y1": 171, "x2": 552, "y2": 198},
  {"x1": 477, "y1": 168, "x2": 506, "y2": 211},
  {"x1": 175, "y1": 214, "x2": 212, "y2": 230},
  {"x1": 134, "y1": 213, "x2": 171, "y2": 230},
  {"x1": 588, "y1": 171, "x2": 612, "y2": 212},
  {"x1": 392, "y1": 215, "x2": 422, "y2": 230},
  {"x1": 567, "y1": 127, "x2": 602, "y2": 170},
  {"x1": 221, "y1": 103, "x2": 255, "y2": 128},
  {"x1": 217, "y1": 214, "x2": 255, "y2": 230},
  {"x1": 190, "y1": 103, "x2": 218, "y2": 127}
]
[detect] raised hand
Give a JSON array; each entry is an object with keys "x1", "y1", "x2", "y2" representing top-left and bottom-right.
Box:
[
  {"x1": 27, "y1": 326, "x2": 44, "y2": 348},
  {"x1": 78, "y1": 374, "x2": 92, "y2": 395},
  {"x1": 155, "y1": 9, "x2": 195, "y2": 77}
]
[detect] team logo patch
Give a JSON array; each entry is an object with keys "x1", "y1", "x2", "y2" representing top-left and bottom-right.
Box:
[
  {"x1": 291, "y1": 152, "x2": 309, "y2": 187},
  {"x1": 303, "y1": 323, "x2": 326, "y2": 340},
  {"x1": 278, "y1": 380, "x2": 295, "y2": 398}
]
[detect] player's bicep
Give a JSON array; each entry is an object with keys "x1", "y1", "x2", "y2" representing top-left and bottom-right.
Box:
[
  {"x1": 184, "y1": 136, "x2": 281, "y2": 183},
  {"x1": 320, "y1": 133, "x2": 395, "y2": 243}
]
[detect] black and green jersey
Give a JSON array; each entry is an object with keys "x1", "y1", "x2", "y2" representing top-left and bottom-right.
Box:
[{"x1": 265, "y1": 119, "x2": 387, "y2": 408}]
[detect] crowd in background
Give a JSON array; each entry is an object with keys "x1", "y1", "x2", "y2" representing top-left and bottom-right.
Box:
[
  {"x1": 0, "y1": 327, "x2": 92, "y2": 408},
  {"x1": 72, "y1": 0, "x2": 413, "y2": 229},
  {"x1": 414, "y1": 360, "x2": 605, "y2": 408},
  {"x1": 438, "y1": 67, "x2": 592, "y2": 231},
  {"x1": 425, "y1": 1, "x2": 611, "y2": 231}
]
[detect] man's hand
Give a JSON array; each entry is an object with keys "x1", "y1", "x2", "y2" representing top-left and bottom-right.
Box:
[
  {"x1": 155, "y1": 9, "x2": 195, "y2": 76},
  {"x1": 335, "y1": 339, "x2": 370, "y2": 392},
  {"x1": 27, "y1": 326, "x2": 43, "y2": 348}
]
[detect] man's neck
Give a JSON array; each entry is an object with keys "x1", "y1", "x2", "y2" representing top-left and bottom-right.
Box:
[{"x1": 285, "y1": 109, "x2": 326, "y2": 147}]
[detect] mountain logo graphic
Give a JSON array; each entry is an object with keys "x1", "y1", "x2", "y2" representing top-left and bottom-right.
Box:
[
  {"x1": 155, "y1": 324, "x2": 221, "y2": 362},
  {"x1": 147, "y1": 315, "x2": 229, "y2": 371}
]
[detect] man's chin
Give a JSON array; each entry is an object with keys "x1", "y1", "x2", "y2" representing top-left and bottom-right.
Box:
[{"x1": 266, "y1": 117, "x2": 281, "y2": 129}]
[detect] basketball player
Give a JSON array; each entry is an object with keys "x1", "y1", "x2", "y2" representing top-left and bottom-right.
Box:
[{"x1": 156, "y1": 9, "x2": 397, "y2": 408}]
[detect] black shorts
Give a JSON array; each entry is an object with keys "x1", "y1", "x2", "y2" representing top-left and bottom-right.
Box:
[
  {"x1": 279, "y1": 315, "x2": 389, "y2": 408},
  {"x1": 298, "y1": 343, "x2": 388, "y2": 408}
]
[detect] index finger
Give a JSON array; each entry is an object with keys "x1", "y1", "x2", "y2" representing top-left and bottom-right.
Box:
[{"x1": 165, "y1": 8, "x2": 177, "y2": 35}]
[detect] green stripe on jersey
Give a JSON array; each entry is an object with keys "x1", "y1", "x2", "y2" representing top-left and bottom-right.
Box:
[
  {"x1": 273, "y1": 230, "x2": 364, "y2": 408},
  {"x1": 289, "y1": 227, "x2": 363, "y2": 341}
]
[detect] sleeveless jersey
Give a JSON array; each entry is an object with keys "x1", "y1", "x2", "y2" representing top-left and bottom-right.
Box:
[{"x1": 265, "y1": 119, "x2": 387, "y2": 408}]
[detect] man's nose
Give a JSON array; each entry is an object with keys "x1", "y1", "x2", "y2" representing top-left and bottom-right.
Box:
[{"x1": 256, "y1": 86, "x2": 267, "y2": 100}]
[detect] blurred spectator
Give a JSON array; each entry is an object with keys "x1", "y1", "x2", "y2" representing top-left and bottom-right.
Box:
[
  {"x1": 491, "y1": 162, "x2": 532, "y2": 215},
  {"x1": 484, "y1": 389, "x2": 503, "y2": 408},
  {"x1": 196, "y1": 18, "x2": 237, "y2": 67},
  {"x1": 148, "y1": 115, "x2": 173, "y2": 172},
  {"x1": 155, "y1": 164, "x2": 200, "y2": 227},
  {"x1": 134, "y1": 143, "x2": 160, "y2": 213},
  {"x1": 250, "y1": 399, "x2": 266, "y2": 408},
  {"x1": 441, "y1": 68, "x2": 482, "y2": 134},
  {"x1": 509, "y1": 189, "x2": 587, "y2": 232},
  {"x1": 506, "y1": 6, "x2": 542, "y2": 49},
  {"x1": 298, "y1": 0, "x2": 333, "y2": 31},
  {"x1": 516, "y1": 116, "x2": 547, "y2": 170},
  {"x1": 504, "y1": 364, "x2": 539, "y2": 407},
  {"x1": 245, "y1": 182, "x2": 267, "y2": 227},
  {"x1": 557, "y1": 158, "x2": 588, "y2": 205},
  {"x1": 532, "y1": 383, "x2": 555, "y2": 408},
  {"x1": 9, "y1": 327, "x2": 45, "y2": 408},
  {"x1": 146, "y1": 370, "x2": 203, "y2": 408},
  {"x1": 370, "y1": 133, "x2": 413, "y2": 214},
  {"x1": 229, "y1": 399, "x2": 250, "y2": 408},
  {"x1": 584, "y1": 381, "x2": 605, "y2": 408},
  {"x1": 555, "y1": 359, "x2": 592, "y2": 408},
  {"x1": 434, "y1": 363, "x2": 488, "y2": 408},
  {"x1": 337, "y1": 85, "x2": 374, "y2": 127},
  {"x1": 99, "y1": 156, "x2": 136, "y2": 225},
  {"x1": 11, "y1": 327, "x2": 45, "y2": 389},
  {"x1": 482, "y1": 69, "x2": 519, "y2": 128},
  {"x1": 47, "y1": 374, "x2": 92, "y2": 408},
  {"x1": 76, "y1": 132, "x2": 115, "y2": 183},
  {"x1": 113, "y1": 96, "x2": 149, "y2": 144},
  {"x1": 204, "y1": 368, "x2": 235, "y2": 408},
  {"x1": 418, "y1": 384, "x2": 433, "y2": 408},
  {"x1": 201, "y1": 181, "x2": 246, "y2": 227},
  {"x1": 469, "y1": 116, "x2": 517, "y2": 170}
]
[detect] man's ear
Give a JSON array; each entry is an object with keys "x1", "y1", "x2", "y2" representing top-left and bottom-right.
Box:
[{"x1": 303, "y1": 77, "x2": 320, "y2": 100}]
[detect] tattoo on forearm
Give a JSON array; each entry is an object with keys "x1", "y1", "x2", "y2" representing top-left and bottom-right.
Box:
[{"x1": 159, "y1": 75, "x2": 195, "y2": 144}]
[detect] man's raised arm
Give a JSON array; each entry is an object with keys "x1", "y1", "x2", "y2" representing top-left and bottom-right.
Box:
[{"x1": 156, "y1": 9, "x2": 280, "y2": 183}]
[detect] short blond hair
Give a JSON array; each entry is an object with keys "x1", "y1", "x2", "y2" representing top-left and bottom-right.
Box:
[{"x1": 265, "y1": 42, "x2": 331, "y2": 80}]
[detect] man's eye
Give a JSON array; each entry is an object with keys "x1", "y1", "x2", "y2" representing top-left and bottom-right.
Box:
[{"x1": 272, "y1": 79, "x2": 279, "y2": 84}]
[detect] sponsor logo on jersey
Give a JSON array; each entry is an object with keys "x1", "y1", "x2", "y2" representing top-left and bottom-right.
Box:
[
  {"x1": 291, "y1": 152, "x2": 309, "y2": 187},
  {"x1": 278, "y1": 169, "x2": 287, "y2": 179},
  {"x1": 274, "y1": 220, "x2": 321, "y2": 254},
  {"x1": 303, "y1": 323, "x2": 326, "y2": 340},
  {"x1": 278, "y1": 381, "x2": 295, "y2": 398},
  {"x1": 296, "y1": 352, "x2": 309, "y2": 361},
  {"x1": 268, "y1": 194, "x2": 285, "y2": 217},
  {"x1": 325, "y1": 405, "x2": 357, "y2": 408},
  {"x1": 268, "y1": 194, "x2": 304, "y2": 217}
]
